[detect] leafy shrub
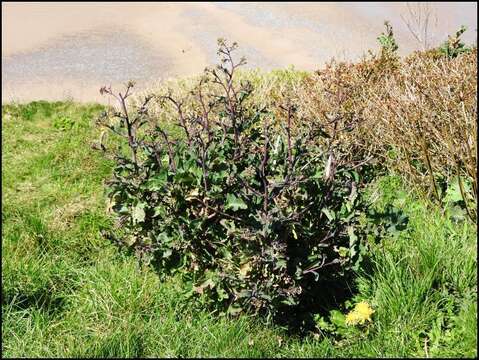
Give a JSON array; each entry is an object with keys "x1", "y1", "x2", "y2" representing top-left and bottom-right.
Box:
[
  {"x1": 439, "y1": 25, "x2": 472, "y2": 59},
  {"x1": 96, "y1": 40, "x2": 370, "y2": 321},
  {"x1": 377, "y1": 21, "x2": 399, "y2": 56}
]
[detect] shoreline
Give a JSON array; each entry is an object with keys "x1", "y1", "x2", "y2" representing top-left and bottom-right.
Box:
[{"x1": 2, "y1": 2, "x2": 477, "y2": 103}]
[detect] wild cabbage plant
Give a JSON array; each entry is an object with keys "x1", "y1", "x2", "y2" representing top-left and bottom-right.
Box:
[{"x1": 95, "y1": 40, "x2": 369, "y2": 321}]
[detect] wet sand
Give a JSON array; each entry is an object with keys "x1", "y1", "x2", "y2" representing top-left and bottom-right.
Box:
[{"x1": 2, "y1": 2, "x2": 477, "y2": 103}]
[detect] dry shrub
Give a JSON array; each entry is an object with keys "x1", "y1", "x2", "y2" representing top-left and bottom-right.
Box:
[
  {"x1": 367, "y1": 50, "x2": 476, "y2": 199},
  {"x1": 297, "y1": 49, "x2": 477, "y2": 218}
]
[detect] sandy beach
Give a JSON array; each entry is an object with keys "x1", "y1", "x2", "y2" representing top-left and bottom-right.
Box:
[{"x1": 2, "y1": 2, "x2": 477, "y2": 103}]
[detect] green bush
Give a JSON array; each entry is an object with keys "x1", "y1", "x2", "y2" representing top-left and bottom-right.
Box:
[
  {"x1": 439, "y1": 25, "x2": 472, "y2": 58},
  {"x1": 96, "y1": 40, "x2": 370, "y2": 321},
  {"x1": 377, "y1": 21, "x2": 399, "y2": 56}
]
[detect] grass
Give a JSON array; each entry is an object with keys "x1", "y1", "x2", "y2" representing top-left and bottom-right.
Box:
[{"x1": 2, "y1": 101, "x2": 477, "y2": 358}]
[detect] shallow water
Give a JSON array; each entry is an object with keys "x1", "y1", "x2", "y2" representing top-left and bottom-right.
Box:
[{"x1": 2, "y1": 2, "x2": 477, "y2": 103}]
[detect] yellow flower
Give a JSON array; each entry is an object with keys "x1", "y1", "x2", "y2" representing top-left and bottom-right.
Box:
[
  {"x1": 345, "y1": 301, "x2": 374, "y2": 326},
  {"x1": 345, "y1": 311, "x2": 361, "y2": 325},
  {"x1": 355, "y1": 301, "x2": 374, "y2": 320}
]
